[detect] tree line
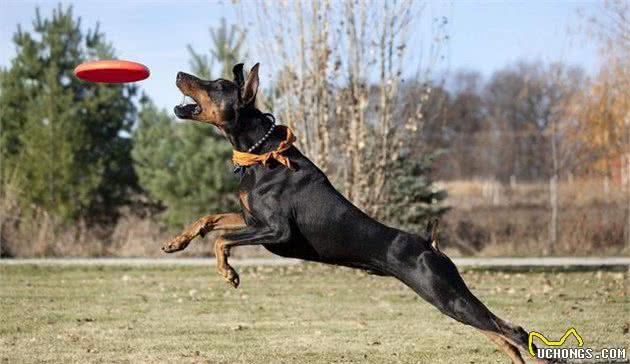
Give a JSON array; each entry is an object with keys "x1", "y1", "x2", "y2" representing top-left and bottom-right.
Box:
[
  {"x1": 416, "y1": 63, "x2": 587, "y2": 182},
  {"x1": 0, "y1": 3, "x2": 626, "y2": 256}
]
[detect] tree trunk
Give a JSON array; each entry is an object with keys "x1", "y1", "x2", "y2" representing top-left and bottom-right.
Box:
[{"x1": 549, "y1": 112, "x2": 559, "y2": 253}]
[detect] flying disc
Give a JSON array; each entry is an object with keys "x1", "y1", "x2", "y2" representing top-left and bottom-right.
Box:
[{"x1": 74, "y1": 60, "x2": 150, "y2": 83}]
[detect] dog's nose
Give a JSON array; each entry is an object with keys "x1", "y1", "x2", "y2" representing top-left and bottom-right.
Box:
[{"x1": 177, "y1": 72, "x2": 185, "y2": 81}]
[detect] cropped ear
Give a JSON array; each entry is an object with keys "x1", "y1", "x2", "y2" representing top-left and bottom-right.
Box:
[
  {"x1": 232, "y1": 63, "x2": 244, "y2": 86},
  {"x1": 242, "y1": 63, "x2": 259, "y2": 106}
]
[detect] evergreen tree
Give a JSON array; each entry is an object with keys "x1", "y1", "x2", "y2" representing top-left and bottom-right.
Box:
[
  {"x1": 132, "y1": 98, "x2": 237, "y2": 228},
  {"x1": 0, "y1": 6, "x2": 137, "y2": 224},
  {"x1": 132, "y1": 19, "x2": 246, "y2": 228},
  {"x1": 384, "y1": 152, "x2": 448, "y2": 234},
  {"x1": 187, "y1": 18, "x2": 247, "y2": 79}
]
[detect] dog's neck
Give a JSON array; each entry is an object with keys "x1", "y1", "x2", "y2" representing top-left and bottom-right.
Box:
[{"x1": 226, "y1": 109, "x2": 281, "y2": 154}]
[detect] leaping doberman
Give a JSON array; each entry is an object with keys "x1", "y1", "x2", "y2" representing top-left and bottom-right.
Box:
[{"x1": 162, "y1": 63, "x2": 551, "y2": 364}]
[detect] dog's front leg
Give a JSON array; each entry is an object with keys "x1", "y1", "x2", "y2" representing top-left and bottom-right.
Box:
[
  {"x1": 214, "y1": 225, "x2": 291, "y2": 288},
  {"x1": 162, "y1": 213, "x2": 246, "y2": 253},
  {"x1": 214, "y1": 236, "x2": 240, "y2": 288}
]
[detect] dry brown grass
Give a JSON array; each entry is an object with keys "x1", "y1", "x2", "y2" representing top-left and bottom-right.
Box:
[
  {"x1": 439, "y1": 178, "x2": 629, "y2": 256},
  {"x1": 438, "y1": 178, "x2": 628, "y2": 209},
  {"x1": 1, "y1": 209, "x2": 107, "y2": 258},
  {"x1": 3, "y1": 177, "x2": 626, "y2": 258},
  {"x1": 1, "y1": 211, "x2": 271, "y2": 258}
]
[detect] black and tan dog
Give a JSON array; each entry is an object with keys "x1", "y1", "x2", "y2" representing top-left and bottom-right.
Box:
[{"x1": 162, "y1": 63, "x2": 550, "y2": 364}]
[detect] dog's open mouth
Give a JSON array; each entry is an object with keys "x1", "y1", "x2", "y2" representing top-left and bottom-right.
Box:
[{"x1": 174, "y1": 94, "x2": 201, "y2": 119}]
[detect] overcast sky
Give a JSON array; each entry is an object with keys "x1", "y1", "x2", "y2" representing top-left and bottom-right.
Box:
[{"x1": 1, "y1": 1, "x2": 601, "y2": 113}]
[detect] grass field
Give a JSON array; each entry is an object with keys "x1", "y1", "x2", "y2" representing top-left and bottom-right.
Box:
[{"x1": 1, "y1": 263, "x2": 628, "y2": 363}]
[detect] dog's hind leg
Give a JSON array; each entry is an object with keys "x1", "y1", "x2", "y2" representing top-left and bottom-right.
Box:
[
  {"x1": 481, "y1": 330, "x2": 526, "y2": 364},
  {"x1": 162, "y1": 213, "x2": 246, "y2": 253},
  {"x1": 486, "y1": 317, "x2": 554, "y2": 364},
  {"x1": 387, "y1": 236, "x2": 550, "y2": 364}
]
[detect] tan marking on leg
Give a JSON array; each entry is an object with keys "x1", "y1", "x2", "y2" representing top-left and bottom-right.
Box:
[
  {"x1": 214, "y1": 236, "x2": 240, "y2": 288},
  {"x1": 199, "y1": 213, "x2": 246, "y2": 235},
  {"x1": 162, "y1": 213, "x2": 245, "y2": 253},
  {"x1": 481, "y1": 330, "x2": 526, "y2": 364},
  {"x1": 239, "y1": 191, "x2": 250, "y2": 212},
  {"x1": 492, "y1": 317, "x2": 553, "y2": 363},
  {"x1": 214, "y1": 236, "x2": 227, "y2": 273}
]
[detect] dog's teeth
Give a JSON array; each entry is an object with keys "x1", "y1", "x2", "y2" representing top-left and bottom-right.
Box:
[{"x1": 180, "y1": 95, "x2": 186, "y2": 105}]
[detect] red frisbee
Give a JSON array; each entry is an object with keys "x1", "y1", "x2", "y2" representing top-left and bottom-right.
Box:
[{"x1": 74, "y1": 60, "x2": 150, "y2": 83}]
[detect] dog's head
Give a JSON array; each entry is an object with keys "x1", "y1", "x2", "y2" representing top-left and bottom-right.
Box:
[{"x1": 174, "y1": 63, "x2": 259, "y2": 129}]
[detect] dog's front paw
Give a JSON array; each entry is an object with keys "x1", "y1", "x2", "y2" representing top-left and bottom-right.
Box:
[
  {"x1": 224, "y1": 266, "x2": 240, "y2": 288},
  {"x1": 161, "y1": 234, "x2": 192, "y2": 253}
]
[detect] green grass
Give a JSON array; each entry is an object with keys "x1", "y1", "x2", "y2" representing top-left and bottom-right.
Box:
[{"x1": 1, "y1": 263, "x2": 628, "y2": 363}]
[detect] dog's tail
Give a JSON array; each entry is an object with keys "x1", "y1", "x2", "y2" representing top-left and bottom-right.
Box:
[{"x1": 425, "y1": 218, "x2": 441, "y2": 252}]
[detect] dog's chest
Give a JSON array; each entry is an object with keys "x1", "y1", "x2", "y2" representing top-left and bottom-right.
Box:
[{"x1": 238, "y1": 171, "x2": 260, "y2": 225}]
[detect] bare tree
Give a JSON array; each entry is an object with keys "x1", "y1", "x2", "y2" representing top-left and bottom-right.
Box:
[
  {"x1": 580, "y1": 0, "x2": 630, "y2": 248},
  {"x1": 238, "y1": 0, "x2": 448, "y2": 219},
  {"x1": 546, "y1": 65, "x2": 587, "y2": 250}
]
